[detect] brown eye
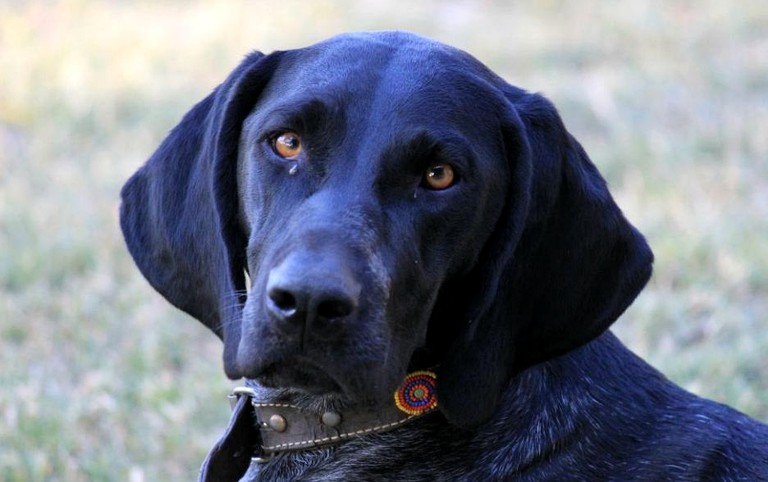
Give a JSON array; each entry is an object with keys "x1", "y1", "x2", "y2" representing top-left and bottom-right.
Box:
[
  {"x1": 422, "y1": 163, "x2": 455, "y2": 190},
  {"x1": 272, "y1": 131, "x2": 302, "y2": 159}
]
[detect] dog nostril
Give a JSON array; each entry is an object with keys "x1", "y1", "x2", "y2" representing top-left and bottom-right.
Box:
[
  {"x1": 317, "y1": 298, "x2": 354, "y2": 321},
  {"x1": 268, "y1": 288, "x2": 298, "y2": 316}
]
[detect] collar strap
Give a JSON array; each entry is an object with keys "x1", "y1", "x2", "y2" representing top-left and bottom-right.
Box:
[
  {"x1": 198, "y1": 371, "x2": 437, "y2": 482},
  {"x1": 249, "y1": 370, "x2": 438, "y2": 454},
  {"x1": 198, "y1": 389, "x2": 259, "y2": 482}
]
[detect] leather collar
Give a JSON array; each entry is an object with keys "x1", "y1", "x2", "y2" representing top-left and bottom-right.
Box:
[
  {"x1": 248, "y1": 386, "x2": 436, "y2": 453},
  {"x1": 198, "y1": 371, "x2": 438, "y2": 482}
]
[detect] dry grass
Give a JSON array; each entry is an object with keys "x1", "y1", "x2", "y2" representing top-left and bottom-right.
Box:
[{"x1": 1, "y1": 1, "x2": 766, "y2": 480}]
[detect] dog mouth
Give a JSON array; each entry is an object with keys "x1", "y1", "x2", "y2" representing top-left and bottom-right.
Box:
[{"x1": 255, "y1": 359, "x2": 343, "y2": 395}]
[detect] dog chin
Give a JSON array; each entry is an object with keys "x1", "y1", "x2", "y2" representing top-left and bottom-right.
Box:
[
  {"x1": 255, "y1": 361, "x2": 343, "y2": 395},
  {"x1": 252, "y1": 360, "x2": 396, "y2": 411}
]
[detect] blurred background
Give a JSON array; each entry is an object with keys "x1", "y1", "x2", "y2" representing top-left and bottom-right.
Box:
[{"x1": 1, "y1": 0, "x2": 766, "y2": 480}]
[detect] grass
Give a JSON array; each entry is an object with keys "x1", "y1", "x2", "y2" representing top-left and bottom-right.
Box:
[{"x1": 1, "y1": 0, "x2": 766, "y2": 480}]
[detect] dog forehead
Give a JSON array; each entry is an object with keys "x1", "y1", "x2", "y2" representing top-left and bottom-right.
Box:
[
  {"x1": 263, "y1": 31, "x2": 500, "y2": 105},
  {"x1": 247, "y1": 32, "x2": 508, "y2": 145}
]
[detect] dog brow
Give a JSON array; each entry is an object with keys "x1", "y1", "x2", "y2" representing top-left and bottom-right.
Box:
[{"x1": 261, "y1": 97, "x2": 343, "y2": 135}]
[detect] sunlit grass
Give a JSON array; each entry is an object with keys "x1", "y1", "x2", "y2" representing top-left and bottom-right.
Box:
[{"x1": 1, "y1": 1, "x2": 766, "y2": 480}]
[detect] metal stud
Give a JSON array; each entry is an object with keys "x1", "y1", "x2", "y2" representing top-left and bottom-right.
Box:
[
  {"x1": 321, "y1": 411, "x2": 342, "y2": 428},
  {"x1": 268, "y1": 414, "x2": 287, "y2": 432}
]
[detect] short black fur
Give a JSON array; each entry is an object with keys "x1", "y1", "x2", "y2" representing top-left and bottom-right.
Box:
[{"x1": 120, "y1": 32, "x2": 768, "y2": 481}]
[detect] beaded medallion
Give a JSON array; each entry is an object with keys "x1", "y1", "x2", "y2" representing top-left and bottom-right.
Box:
[{"x1": 394, "y1": 370, "x2": 438, "y2": 415}]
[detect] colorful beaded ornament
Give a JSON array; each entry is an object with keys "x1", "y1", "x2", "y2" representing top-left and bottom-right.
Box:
[{"x1": 394, "y1": 370, "x2": 438, "y2": 415}]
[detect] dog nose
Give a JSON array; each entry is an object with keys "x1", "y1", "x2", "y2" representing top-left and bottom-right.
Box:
[
  {"x1": 265, "y1": 252, "x2": 360, "y2": 331},
  {"x1": 267, "y1": 284, "x2": 356, "y2": 323}
]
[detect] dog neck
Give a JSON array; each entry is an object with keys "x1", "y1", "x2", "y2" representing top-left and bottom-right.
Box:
[
  {"x1": 252, "y1": 370, "x2": 437, "y2": 455},
  {"x1": 199, "y1": 370, "x2": 440, "y2": 480},
  {"x1": 240, "y1": 386, "x2": 437, "y2": 458}
]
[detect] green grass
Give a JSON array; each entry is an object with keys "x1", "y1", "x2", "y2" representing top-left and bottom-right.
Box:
[{"x1": 1, "y1": 0, "x2": 767, "y2": 480}]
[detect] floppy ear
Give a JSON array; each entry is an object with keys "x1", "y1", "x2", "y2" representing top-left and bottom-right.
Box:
[
  {"x1": 120, "y1": 51, "x2": 282, "y2": 378},
  {"x1": 437, "y1": 88, "x2": 654, "y2": 427}
]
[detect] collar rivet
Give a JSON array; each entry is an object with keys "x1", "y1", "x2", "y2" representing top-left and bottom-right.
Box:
[
  {"x1": 321, "y1": 411, "x2": 342, "y2": 427},
  {"x1": 269, "y1": 414, "x2": 287, "y2": 432}
]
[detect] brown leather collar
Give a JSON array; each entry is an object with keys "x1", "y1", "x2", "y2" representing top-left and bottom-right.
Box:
[
  {"x1": 247, "y1": 388, "x2": 434, "y2": 454},
  {"x1": 198, "y1": 371, "x2": 438, "y2": 482}
]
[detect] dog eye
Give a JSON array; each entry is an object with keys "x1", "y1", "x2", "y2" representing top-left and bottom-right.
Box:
[
  {"x1": 422, "y1": 163, "x2": 455, "y2": 190},
  {"x1": 272, "y1": 131, "x2": 302, "y2": 159}
]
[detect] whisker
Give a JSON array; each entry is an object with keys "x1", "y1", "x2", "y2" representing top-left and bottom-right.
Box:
[{"x1": 215, "y1": 289, "x2": 250, "y2": 331}]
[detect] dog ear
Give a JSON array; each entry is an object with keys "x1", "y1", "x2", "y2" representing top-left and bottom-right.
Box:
[
  {"x1": 437, "y1": 88, "x2": 654, "y2": 427},
  {"x1": 120, "y1": 51, "x2": 282, "y2": 378}
]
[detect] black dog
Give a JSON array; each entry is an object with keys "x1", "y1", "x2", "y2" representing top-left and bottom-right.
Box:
[{"x1": 120, "y1": 32, "x2": 768, "y2": 481}]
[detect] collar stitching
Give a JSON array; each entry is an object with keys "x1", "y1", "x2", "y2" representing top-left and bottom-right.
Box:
[{"x1": 261, "y1": 411, "x2": 429, "y2": 451}]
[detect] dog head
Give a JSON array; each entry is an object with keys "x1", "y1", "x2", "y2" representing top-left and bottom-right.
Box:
[{"x1": 120, "y1": 32, "x2": 652, "y2": 427}]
